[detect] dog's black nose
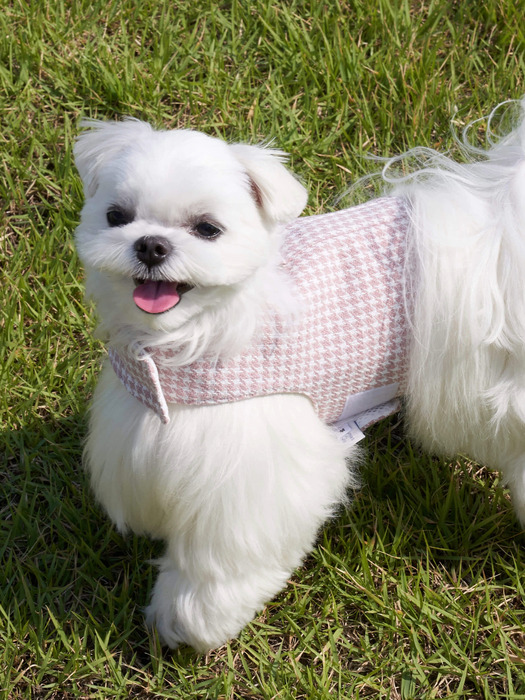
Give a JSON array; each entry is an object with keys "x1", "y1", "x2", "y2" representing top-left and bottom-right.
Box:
[{"x1": 134, "y1": 236, "x2": 172, "y2": 268}]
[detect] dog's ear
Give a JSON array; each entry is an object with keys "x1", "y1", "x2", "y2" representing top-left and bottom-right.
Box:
[
  {"x1": 74, "y1": 118, "x2": 153, "y2": 197},
  {"x1": 230, "y1": 143, "x2": 308, "y2": 224}
]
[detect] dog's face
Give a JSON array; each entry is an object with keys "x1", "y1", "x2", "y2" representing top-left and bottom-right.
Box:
[{"x1": 74, "y1": 119, "x2": 307, "y2": 335}]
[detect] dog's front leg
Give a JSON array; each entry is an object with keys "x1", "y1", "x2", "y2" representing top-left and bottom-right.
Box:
[
  {"x1": 144, "y1": 395, "x2": 356, "y2": 651},
  {"x1": 145, "y1": 556, "x2": 294, "y2": 651}
]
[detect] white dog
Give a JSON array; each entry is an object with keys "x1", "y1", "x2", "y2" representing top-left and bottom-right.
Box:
[{"x1": 74, "y1": 101, "x2": 525, "y2": 652}]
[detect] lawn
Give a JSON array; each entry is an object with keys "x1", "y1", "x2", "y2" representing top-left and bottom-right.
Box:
[{"x1": 1, "y1": 0, "x2": 525, "y2": 697}]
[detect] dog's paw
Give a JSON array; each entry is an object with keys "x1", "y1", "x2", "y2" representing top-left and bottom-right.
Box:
[
  {"x1": 145, "y1": 598, "x2": 185, "y2": 650},
  {"x1": 144, "y1": 567, "x2": 234, "y2": 652},
  {"x1": 144, "y1": 562, "x2": 291, "y2": 652},
  {"x1": 144, "y1": 568, "x2": 194, "y2": 650}
]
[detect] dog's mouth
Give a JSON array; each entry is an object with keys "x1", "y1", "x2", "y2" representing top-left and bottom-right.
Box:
[{"x1": 132, "y1": 278, "x2": 194, "y2": 314}]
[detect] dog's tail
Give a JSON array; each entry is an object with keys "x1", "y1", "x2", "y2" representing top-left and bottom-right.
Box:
[{"x1": 389, "y1": 99, "x2": 525, "y2": 461}]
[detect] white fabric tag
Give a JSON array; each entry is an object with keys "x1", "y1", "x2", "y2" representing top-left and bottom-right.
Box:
[
  {"x1": 332, "y1": 398, "x2": 402, "y2": 445},
  {"x1": 336, "y1": 383, "x2": 399, "y2": 424},
  {"x1": 334, "y1": 420, "x2": 366, "y2": 445}
]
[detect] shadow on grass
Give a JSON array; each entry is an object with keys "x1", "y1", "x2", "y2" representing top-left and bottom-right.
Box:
[
  {"x1": 318, "y1": 414, "x2": 525, "y2": 601},
  {"x1": 0, "y1": 412, "x2": 168, "y2": 659}
]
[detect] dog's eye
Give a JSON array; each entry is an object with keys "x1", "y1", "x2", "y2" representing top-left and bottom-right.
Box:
[
  {"x1": 194, "y1": 221, "x2": 222, "y2": 239},
  {"x1": 107, "y1": 208, "x2": 133, "y2": 227}
]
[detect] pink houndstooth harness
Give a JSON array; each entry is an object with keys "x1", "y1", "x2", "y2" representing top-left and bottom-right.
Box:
[{"x1": 108, "y1": 197, "x2": 411, "y2": 435}]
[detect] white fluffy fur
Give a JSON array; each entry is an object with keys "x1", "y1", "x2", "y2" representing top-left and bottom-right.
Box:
[
  {"x1": 392, "y1": 101, "x2": 525, "y2": 525},
  {"x1": 74, "y1": 101, "x2": 525, "y2": 652}
]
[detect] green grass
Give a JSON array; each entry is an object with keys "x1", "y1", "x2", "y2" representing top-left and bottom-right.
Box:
[{"x1": 1, "y1": 0, "x2": 525, "y2": 697}]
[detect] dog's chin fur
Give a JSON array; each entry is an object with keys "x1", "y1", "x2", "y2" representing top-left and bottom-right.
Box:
[
  {"x1": 83, "y1": 258, "x2": 298, "y2": 366},
  {"x1": 75, "y1": 101, "x2": 525, "y2": 652}
]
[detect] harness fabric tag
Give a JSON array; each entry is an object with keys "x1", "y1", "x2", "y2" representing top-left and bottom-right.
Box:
[
  {"x1": 332, "y1": 398, "x2": 402, "y2": 445},
  {"x1": 335, "y1": 420, "x2": 366, "y2": 445}
]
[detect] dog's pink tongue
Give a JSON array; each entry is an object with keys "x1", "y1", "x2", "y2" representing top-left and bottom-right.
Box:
[{"x1": 133, "y1": 281, "x2": 180, "y2": 314}]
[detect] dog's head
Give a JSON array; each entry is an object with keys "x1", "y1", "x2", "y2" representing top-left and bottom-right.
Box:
[{"x1": 74, "y1": 119, "x2": 307, "y2": 338}]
